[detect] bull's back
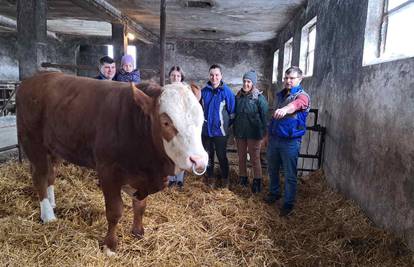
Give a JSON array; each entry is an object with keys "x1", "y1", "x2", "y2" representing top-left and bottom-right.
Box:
[{"x1": 17, "y1": 72, "x2": 130, "y2": 168}]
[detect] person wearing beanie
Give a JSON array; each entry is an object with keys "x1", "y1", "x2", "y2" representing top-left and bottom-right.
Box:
[
  {"x1": 115, "y1": 54, "x2": 141, "y2": 84},
  {"x1": 233, "y1": 70, "x2": 268, "y2": 193}
]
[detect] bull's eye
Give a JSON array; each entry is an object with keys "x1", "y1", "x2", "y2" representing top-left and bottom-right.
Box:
[{"x1": 163, "y1": 121, "x2": 169, "y2": 127}]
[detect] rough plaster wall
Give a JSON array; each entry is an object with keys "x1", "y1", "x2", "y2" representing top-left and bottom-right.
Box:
[
  {"x1": 0, "y1": 33, "x2": 80, "y2": 79},
  {"x1": 0, "y1": 34, "x2": 19, "y2": 80},
  {"x1": 136, "y1": 39, "x2": 272, "y2": 95},
  {"x1": 272, "y1": 0, "x2": 414, "y2": 248}
]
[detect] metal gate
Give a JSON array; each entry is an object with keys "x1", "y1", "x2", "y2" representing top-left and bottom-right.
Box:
[{"x1": 0, "y1": 81, "x2": 21, "y2": 162}]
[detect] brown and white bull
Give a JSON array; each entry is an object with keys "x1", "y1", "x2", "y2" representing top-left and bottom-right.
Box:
[{"x1": 16, "y1": 72, "x2": 208, "y2": 255}]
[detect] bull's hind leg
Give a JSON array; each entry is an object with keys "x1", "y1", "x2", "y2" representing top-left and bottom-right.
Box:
[
  {"x1": 132, "y1": 198, "x2": 147, "y2": 238},
  {"x1": 29, "y1": 151, "x2": 57, "y2": 223},
  {"x1": 46, "y1": 156, "x2": 60, "y2": 209}
]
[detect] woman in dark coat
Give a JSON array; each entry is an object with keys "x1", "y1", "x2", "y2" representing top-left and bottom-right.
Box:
[{"x1": 234, "y1": 70, "x2": 269, "y2": 193}]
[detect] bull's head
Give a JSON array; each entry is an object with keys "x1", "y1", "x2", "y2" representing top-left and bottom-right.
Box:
[
  {"x1": 131, "y1": 82, "x2": 208, "y2": 176},
  {"x1": 158, "y1": 83, "x2": 208, "y2": 175}
]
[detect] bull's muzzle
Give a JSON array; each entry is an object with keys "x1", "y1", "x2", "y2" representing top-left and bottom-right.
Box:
[
  {"x1": 192, "y1": 163, "x2": 207, "y2": 176},
  {"x1": 190, "y1": 155, "x2": 207, "y2": 176}
]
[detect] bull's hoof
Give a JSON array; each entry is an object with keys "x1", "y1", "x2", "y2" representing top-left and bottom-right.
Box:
[
  {"x1": 40, "y1": 199, "x2": 57, "y2": 223},
  {"x1": 131, "y1": 227, "x2": 144, "y2": 238},
  {"x1": 41, "y1": 215, "x2": 57, "y2": 223},
  {"x1": 103, "y1": 245, "x2": 116, "y2": 257}
]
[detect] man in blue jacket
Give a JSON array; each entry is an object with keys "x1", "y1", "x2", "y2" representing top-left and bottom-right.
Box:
[
  {"x1": 265, "y1": 66, "x2": 310, "y2": 216},
  {"x1": 201, "y1": 64, "x2": 235, "y2": 187}
]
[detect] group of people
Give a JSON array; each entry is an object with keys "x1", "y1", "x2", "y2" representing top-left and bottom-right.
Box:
[
  {"x1": 95, "y1": 55, "x2": 141, "y2": 84},
  {"x1": 95, "y1": 55, "x2": 310, "y2": 217}
]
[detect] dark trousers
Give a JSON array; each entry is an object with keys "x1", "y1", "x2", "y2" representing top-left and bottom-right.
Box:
[{"x1": 202, "y1": 136, "x2": 229, "y2": 180}]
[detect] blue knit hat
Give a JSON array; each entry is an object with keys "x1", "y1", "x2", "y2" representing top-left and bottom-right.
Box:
[
  {"x1": 243, "y1": 70, "x2": 257, "y2": 86},
  {"x1": 121, "y1": 54, "x2": 134, "y2": 67}
]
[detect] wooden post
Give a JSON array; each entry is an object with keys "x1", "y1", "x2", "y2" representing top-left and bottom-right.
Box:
[
  {"x1": 17, "y1": 0, "x2": 47, "y2": 80},
  {"x1": 160, "y1": 0, "x2": 166, "y2": 86}
]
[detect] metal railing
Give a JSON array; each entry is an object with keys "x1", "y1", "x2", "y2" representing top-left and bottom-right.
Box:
[{"x1": 0, "y1": 80, "x2": 21, "y2": 162}]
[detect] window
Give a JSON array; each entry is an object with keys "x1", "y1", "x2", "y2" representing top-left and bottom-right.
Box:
[
  {"x1": 363, "y1": 0, "x2": 414, "y2": 65},
  {"x1": 282, "y1": 38, "x2": 293, "y2": 80},
  {"x1": 272, "y1": 49, "x2": 279, "y2": 83},
  {"x1": 107, "y1": 45, "x2": 137, "y2": 68},
  {"x1": 299, "y1": 17, "x2": 317, "y2": 76}
]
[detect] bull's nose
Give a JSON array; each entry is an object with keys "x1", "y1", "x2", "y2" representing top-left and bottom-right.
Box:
[{"x1": 190, "y1": 155, "x2": 207, "y2": 176}]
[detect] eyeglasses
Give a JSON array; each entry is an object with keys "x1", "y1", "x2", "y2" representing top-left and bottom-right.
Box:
[{"x1": 283, "y1": 76, "x2": 300, "y2": 80}]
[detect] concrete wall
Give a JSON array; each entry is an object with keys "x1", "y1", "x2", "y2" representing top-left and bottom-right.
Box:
[
  {"x1": 0, "y1": 34, "x2": 19, "y2": 81},
  {"x1": 270, "y1": 0, "x2": 414, "y2": 248},
  {"x1": 0, "y1": 33, "x2": 80, "y2": 80},
  {"x1": 134, "y1": 39, "x2": 272, "y2": 94}
]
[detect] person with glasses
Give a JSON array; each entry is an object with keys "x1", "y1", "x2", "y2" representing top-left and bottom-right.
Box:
[{"x1": 264, "y1": 66, "x2": 310, "y2": 216}]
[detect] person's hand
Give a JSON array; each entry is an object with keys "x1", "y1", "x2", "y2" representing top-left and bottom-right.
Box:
[{"x1": 273, "y1": 108, "x2": 287, "y2": 119}]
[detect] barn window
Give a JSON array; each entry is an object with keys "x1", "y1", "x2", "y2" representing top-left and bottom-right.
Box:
[
  {"x1": 107, "y1": 45, "x2": 137, "y2": 68},
  {"x1": 363, "y1": 0, "x2": 414, "y2": 65},
  {"x1": 282, "y1": 38, "x2": 293, "y2": 80},
  {"x1": 272, "y1": 49, "x2": 279, "y2": 83},
  {"x1": 299, "y1": 17, "x2": 317, "y2": 76}
]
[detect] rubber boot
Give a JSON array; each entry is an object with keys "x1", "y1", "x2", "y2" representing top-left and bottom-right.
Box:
[
  {"x1": 251, "y1": 178, "x2": 262, "y2": 193},
  {"x1": 239, "y1": 176, "x2": 248, "y2": 187}
]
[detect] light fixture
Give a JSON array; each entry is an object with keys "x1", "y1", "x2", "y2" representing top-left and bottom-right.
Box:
[{"x1": 127, "y1": 33, "x2": 135, "y2": 40}]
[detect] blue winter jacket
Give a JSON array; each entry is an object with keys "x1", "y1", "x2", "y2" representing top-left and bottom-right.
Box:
[
  {"x1": 201, "y1": 81, "x2": 236, "y2": 137},
  {"x1": 268, "y1": 85, "x2": 310, "y2": 139}
]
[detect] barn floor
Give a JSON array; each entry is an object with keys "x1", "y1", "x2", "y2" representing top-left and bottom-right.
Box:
[{"x1": 0, "y1": 161, "x2": 412, "y2": 266}]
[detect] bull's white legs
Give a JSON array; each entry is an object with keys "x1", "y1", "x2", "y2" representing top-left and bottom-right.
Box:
[
  {"x1": 40, "y1": 198, "x2": 56, "y2": 223},
  {"x1": 103, "y1": 245, "x2": 116, "y2": 257},
  {"x1": 47, "y1": 185, "x2": 56, "y2": 208}
]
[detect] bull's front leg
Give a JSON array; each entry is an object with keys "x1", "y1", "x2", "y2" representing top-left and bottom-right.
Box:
[
  {"x1": 100, "y1": 180, "x2": 123, "y2": 256},
  {"x1": 132, "y1": 198, "x2": 147, "y2": 238}
]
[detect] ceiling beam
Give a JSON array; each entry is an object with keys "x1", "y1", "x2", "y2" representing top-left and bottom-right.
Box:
[
  {"x1": 70, "y1": 0, "x2": 158, "y2": 44},
  {"x1": 0, "y1": 15, "x2": 59, "y2": 40}
]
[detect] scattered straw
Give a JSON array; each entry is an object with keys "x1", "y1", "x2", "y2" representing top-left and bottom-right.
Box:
[{"x1": 0, "y1": 160, "x2": 412, "y2": 266}]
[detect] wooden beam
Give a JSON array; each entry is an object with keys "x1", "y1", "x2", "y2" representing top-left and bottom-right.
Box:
[
  {"x1": 160, "y1": 0, "x2": 166, "y2": 86},
  {"x1": 70, "y1": 0, "x2": 158, "y2": 44}
]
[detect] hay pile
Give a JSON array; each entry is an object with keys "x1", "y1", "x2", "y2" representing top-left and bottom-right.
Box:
[{"x1": 0, "y1": 161, "x2": 412, "y2": 266}]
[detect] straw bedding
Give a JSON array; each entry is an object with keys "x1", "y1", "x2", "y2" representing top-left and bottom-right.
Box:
[{"x1": 0, "y1": 160, "x2": 412, "y2": 266}]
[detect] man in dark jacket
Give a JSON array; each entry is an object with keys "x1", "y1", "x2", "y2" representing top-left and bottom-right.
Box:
[
  {"x1": 264, "y1": 66, "x2": 310, "y2": 216},
  {"x1": 95, "y1": 56, "x2": 116, "y2": 80}
]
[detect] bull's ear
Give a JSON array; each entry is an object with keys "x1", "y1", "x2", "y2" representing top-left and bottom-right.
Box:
[
  {"x1": 190, "y1": 83, "x2": 201, "y2": 101},
  {"x1": 131, "y1": 83, "x2": 154, "y2": 114}
]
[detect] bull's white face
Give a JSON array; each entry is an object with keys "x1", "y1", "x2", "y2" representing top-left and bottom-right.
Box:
[{"x1": 158, "y1": 83, "x2": 208, "y2": 174}]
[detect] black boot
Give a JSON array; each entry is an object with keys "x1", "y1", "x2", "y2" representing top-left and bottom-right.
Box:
[
  {"x1": 239, "y1": 176, "x2": 248, "y2": 187},
  {"x1": 251, "y1": 178, "x2": 262, "y2": 193}
]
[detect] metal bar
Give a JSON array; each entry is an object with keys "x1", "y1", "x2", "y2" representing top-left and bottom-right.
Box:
[
  {"x1": 384, "y1": 0, "x2": 414, "y2": 17},
  {"x1": 160, "y1": 0, "x2": 166, "y2": 86},
  {"x1": 0, "y1": 144, "x2": 18, "y2": 153},
  {"x1": 41, "y1": 62, "x2": 97, "y2": 71},
  {"x1": 0, "y1": 87, "x2": 17, "y2": 115}
]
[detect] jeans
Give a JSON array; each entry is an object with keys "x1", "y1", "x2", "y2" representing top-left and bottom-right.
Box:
[
  {"x1": 202, "y1": 135, "x2": 229, "y2": 179},
  {"x1": 266, "y1": 136, "x2": 301, "y2": 209}
]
